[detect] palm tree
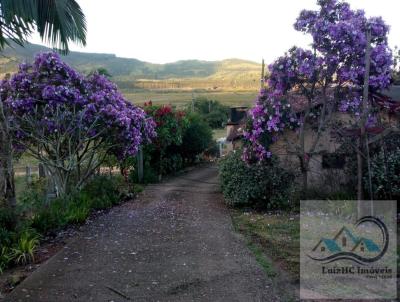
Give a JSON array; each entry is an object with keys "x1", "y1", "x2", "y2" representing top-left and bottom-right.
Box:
[
  {"x1": 0, "y1": 0, "x2": 86, "y2": 52},
  {"x1": 0, "y1": 0, "x2": 87, "y2": 212}
]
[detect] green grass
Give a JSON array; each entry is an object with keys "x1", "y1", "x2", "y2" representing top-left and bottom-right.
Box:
[
  {"x1": 122, "y1": 90, "x2": 257, "y2": 109},
  {"x1": 231, "y1": 210, "x2": 300, "y2": 278},
  {"x1": 15, "y1": 175, "x2": 36, "y2": 202},
  {"x1": 212, "y1": 128, "x2": 226, "y2": 140},
  {"x1": 14, "y1": 154, "x2": 39, "y2": 167},
  {"x1": 247, "y1": 242, "x2": 276, "y2": 277},
  {"x1": 398, "y1": 224, "x2": 400, "y2": 272}
]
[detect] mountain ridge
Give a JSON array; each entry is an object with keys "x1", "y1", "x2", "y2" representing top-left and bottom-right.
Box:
[
  {"x1": 0, "y1": 41, "x2": 262, "y2": 91},
  {"x1": 0, "y1": 41, "x2": 261, "y2": 80}
]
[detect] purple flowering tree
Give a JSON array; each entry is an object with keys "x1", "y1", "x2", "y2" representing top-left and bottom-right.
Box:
[
  {"x1": 0, "y1": 52, "x2": 156, "y2": 196},
  {"x1": 0, "y1": 0, "x2": 87, "y2": 212},
  {"x1": 244, "y1": 0, "x2": 392, "y2": 194}
]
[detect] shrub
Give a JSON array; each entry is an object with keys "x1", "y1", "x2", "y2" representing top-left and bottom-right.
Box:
[
  {"x1": 28, "y1": 175, "x2": 125, "y2": 233},
  {"x1": 0, "y1": 247, "x2": 12, "y2": 273},
  {"x1": 136, "y1": 107, "x2": 214, "y2": 180},
  {"x1": 143, "y1": 103, "x2": 188, "y2": 176},
  {"x1": 11, "y1": 230, "x2": 39, "y2": 265},
  {"x1": 180, "y1": 113, "x2": 213, "y2": 162},
  {"x1": 204, "y1": 140, "x2": 220, "y2": 158},
  {"x1": 65, "y1": 195, "x2": 91, "y2": 224},
  {"x1": 0, "y1": 207, "x2": 15, "y2": 232},
  {"x1": 342, "y1": 134, "x2": 400, "y2": 201},
  {"x1": 82, "y1": 175, "x2": 124, "y2": 206},
  {"x1": 0, "y1": 227, "x2": 14, "y2": 247},
  {"x1": 130, "y1": 161, "x2": 159, "y2": 184},
  {"x1": 366, "y1": 147, "x2": 400, "y2": 200},
  {"x1": 219, "y1": 150, "x2": 295, "y2": 209},
  {"x1": 0, "y1": 174, "x2": 129, "y2": 274},
  {"x1": 17, "y1": 178, "x2": 47, "y2": 215},
  {"x1": 0, "y1": 208, "x2": 18, "y2": 266},
  {"x1": 161, "y1": 153, "x2": 184, "y2": 174},
  {"x1": 30, "y1": 198, "x2": 68, "y2": 233},
  {"x1": 189, "y1": 97, "x2": 229, "y2": 129}
]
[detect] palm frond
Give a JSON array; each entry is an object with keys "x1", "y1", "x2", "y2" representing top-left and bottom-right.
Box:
[
  {"x1": 35, "y1": 0, "x2": 87, "y2": 53},
  {"x1": 0, "y1": 0, "x2": 86, "y2": 53},
  {"x1": 0, "y1": 0, "x2": 36, "y2": 49}
]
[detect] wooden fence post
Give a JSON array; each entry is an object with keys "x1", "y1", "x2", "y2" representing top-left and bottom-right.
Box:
[
  {"x1": 45, "y1": 166, "x2": 57, "y2": 201},
  {"x1": 25, "y1": 166, "x2": 32, "y2": 184},
  {"x1": 38, "y1": 163, "x2": 57, "y2": 201},
  {"x1": 38, "y1": 163, "x2": 46, "y2": 179},
  {"x1": 137, "y1": 146, "x2": 143, "y2": 183}
]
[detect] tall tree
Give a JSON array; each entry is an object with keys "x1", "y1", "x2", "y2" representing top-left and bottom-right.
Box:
[
  {"x1": 243, "y1": 0, "x2": 392, "y2": 194},
  {"x1": 0, "y1": 0, "x2": 86, "y2": 210}
]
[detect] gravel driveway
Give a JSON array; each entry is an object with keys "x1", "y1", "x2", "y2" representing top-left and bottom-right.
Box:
[{"x1": 7, "y1": 165, "x2": 283, "y2": 302}]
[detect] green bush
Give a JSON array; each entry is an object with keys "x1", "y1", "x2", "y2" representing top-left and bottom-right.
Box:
[
  {"x1": 204, "y1": 140, "x2": 220, "y2": 158},
  {"x1": 366, "y1": 147, "x2": 400, "y2": 200},
  {"x1": 219, "y1": 150, "x2": 295, "y2": 209},
  {"x1": 0, "y1": 174, "x2": 129, "y2": 274},
  {"x1": 131, "y1": 112, "x2": 214, "y2": 182},
  {"x1": 11, "y1": 230, "x2": 39, "y2": 265},
  {"x1": 65, "y1": 194, "x2": 91, "y2": 224},
  {"x1": 17, "y1": 178, "x2": 47, "y2": 216},
  {"x1": 162, "y1": 153, "x2": 184, "y2": 173},
  {"x1": 0, "y1": 226, "x2": 14, "y2": 247},
  {"x1": 189, "y1": 97, "x2": 229, "y2": 129},
  {"x1": 180, "y1": 113, "x2": 213, "y2": 162},
  {"x1": 31, "y1": 198, "x2": 68, "y2": 233},
  {"x1": 342, "y1": 133, "x2": 400, "y2": 201},
  {"x1": 0, "y1": 247, "x2": 12, "y2": 273},
  {"x1": 82, "y1": 175, "x2": 124, "y2": 206},
  {"x1": 130, "y1": 161, "x2": 159, "y2": 184},
  {"x1": 29, "y1": 175, "x2": 125, "y2": 233},
  {"x1": 143, "y1": 104, "x2": 188, "y2": 177},
  {"x1": 0, "y1": 207, "x2": 15, "y2": 232}
]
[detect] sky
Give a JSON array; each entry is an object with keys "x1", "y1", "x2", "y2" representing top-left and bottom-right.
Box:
[{"x1": 30, "y1": 0, "x2": 400, "y2": 64}]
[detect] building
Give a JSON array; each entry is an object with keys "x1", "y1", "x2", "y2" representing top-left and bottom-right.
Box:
[
  {"x1": 225, "y1": 106, "x2": 248, "y2": 152},
  {"x1": 269, "y1": 86, "x2": 400, "y2": 191},
  {"x1": 224, "y1": 86, "x2": 399, "y2": 191}
]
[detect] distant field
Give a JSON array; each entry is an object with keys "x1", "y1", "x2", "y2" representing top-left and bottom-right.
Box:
[
  {"x1": 213, "y1": 128, "x2": 227, "y2": 140},
  {"x1": 122, "y1": 90, "x2": 258, "y2": 108}
]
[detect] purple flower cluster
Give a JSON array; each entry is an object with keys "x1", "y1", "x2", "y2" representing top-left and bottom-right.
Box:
[
  {"x1": 294, "y1": 0, "x2": 392, "y2": 90},
  {"x1": 242, "y1": 89, "x2": 296, "y2": 162},
  {"x1": 268, "y1": 47, "x2": 320, "y2": 96},
  {"x1": 85, "y1": 72, "x2": 156, "y2": 158},
  {"x1": 244, "y1": 0, "x2": 393, "y2": 162},
  {"x1": 339, "y1": 96, "x2": 362, "y2": 115},
  {"x1": 0, "y1": 52, "x2": 156, "y2": 159}
]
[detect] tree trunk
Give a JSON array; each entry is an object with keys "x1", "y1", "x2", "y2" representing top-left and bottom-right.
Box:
[
  {"x1": 357, "y1": 139, "x2": 364, "y2": 201},
  {"x1": 0, "y1": 99, "x2": 16, "y2": 211},
  {"x1": 357, "y1": 30, "x2": 372, "y2": 201},
  {"x1": 299, "y1": 154, "x2": 309, "y2": 196},
  {"x1": 301, "y1": 168, "x2": 308, "y2": 197}
]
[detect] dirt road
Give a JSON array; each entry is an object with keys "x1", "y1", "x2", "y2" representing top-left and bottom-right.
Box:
[{"x1": 7, "y1": 165, "x2": 284, "y2": 302}]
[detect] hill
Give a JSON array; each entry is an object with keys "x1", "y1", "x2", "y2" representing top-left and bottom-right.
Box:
[{"x1": 0, "y1": 42, "x2": 262, "y2": 91}]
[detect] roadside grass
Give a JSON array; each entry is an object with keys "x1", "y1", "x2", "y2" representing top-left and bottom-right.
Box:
[
  {"x1": 2, "y1": 174, "x2": 145, "y2": 277},
  {"x1": 232, "y1": 209, "x2": 400, "y2": 283},
  {"x1": 398, "y1": 224, "x2": 400, "y2": 273},
  {"x1": 246, "y1": 241, "x2": 276, "y2": 277},
  {"x1": 231, "y1": 210, "x2": 300, "y2": 279}
]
